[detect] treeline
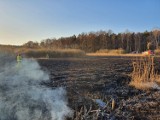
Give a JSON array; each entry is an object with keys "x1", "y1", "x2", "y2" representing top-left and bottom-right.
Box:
[{"x1": 23, "y1": 29, "x2": 160, "y2": 53}]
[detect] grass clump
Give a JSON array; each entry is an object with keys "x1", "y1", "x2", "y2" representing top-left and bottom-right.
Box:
[{"x1": 130, "y1": 56, "x2": 160, "y2": 90}]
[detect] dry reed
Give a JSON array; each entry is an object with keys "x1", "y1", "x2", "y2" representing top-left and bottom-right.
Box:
[
  {"x1": 130, "y1": 56, "x2": 160, "y2": 90},
  {"x1": 23, "y1": 49, "x2": 86, "y2": 58},
  {"x1": 96, "y1": 48, "x2": 125, "y2": 54},
  {"x1": 154, "y1": 49, "x2": 160, "y2": 55}
]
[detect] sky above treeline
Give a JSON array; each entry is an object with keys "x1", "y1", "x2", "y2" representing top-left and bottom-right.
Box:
[{"x1": 0, "y1": 0, "x2": 160, "y2": 45}]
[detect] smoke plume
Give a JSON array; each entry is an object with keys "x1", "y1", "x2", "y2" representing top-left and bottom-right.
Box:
[{"x1": 0, "y1": 53, "x2": 73, "y2": 120}]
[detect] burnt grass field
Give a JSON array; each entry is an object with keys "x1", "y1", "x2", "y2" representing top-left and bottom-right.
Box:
[{"x1": 38, "y1": 56, "x2": 160, "y2": 120}]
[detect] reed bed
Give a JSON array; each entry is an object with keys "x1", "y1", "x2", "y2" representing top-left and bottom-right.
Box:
[
  {"x1": 23, "y1": 49, "x2": 86, "y2": 58},
  {"x1": 96, "y1": 48, "x2": 125, "y2": 54}
]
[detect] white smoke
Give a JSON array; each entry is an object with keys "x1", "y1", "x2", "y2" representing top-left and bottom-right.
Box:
[{"x1": 0, "y1": 53, "x2": 73, "y2": 120}]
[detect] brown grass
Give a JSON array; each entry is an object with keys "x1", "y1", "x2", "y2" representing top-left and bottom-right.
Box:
[
  {"x1": 96, "y1": 48, "x2": 125, "y2": 54},
  {"x1": 154, "y1": 49, "x2": 160, "y2": 55},
  {"x1": 130, "y1": 56, "x2": 160, "y2": 90},
  {"x1": 0, "y1": 45, "x2": 18, "y2": 54},
  {"x1": 86, "y1": 48, "x2": 145, "y2": 57},
  {"x1": 0, "y1": 45, "x2": 86, "y2": 58},
  {"x1": 23, "y1": 49, "x2": 86, "y2": 58},
  {"x1": 87, "y1": 53, "x2": 143, "y2": 57}
]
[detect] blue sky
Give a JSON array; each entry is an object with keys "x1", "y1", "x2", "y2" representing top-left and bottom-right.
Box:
[{"x1": 0, "y1": 0, "x2": 160, "y2": 45}]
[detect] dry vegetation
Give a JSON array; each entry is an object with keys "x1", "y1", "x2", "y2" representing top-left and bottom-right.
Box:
[
  {"x1": 96, "y1": 48, "x2": 125, "y2": 54},
  {"x1": 23, "y1": 49, "x2": 85, "y2": 58},
  {"x1": 86, "y1": 49, "x2": 127, "y2": 56},
  {"x1": 154, "y1": 49, "x2": 160, "y2": 55},
  {"x1": 0, "y1": 45, "x2": 86, "y2": 58},
  {"x1": 130, "y1": 56, "x2": 160, "y2": 90},
  {"x1": 0, "y1": 45, "x2": 21, "y2": 54}
]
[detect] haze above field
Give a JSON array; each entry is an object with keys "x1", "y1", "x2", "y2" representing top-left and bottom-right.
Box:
[{"x1": 0, "y1": 0, "x2": 160, "y2": 45}]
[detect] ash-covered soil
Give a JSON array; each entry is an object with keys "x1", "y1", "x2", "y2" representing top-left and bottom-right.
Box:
[{"x1": 38, "y1": 56, "x2": 160, "y2": 120}]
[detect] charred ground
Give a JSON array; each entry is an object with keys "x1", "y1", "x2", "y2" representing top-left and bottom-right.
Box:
[{"x1": 38, "y1": 56, "x2": 160, "y2": 120}]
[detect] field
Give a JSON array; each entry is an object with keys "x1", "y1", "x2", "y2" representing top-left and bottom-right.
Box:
[{"x1": 38, "y1": 56, "x2": 160, "y2": 120}]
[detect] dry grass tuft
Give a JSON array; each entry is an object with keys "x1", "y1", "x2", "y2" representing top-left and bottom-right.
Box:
[{"x1": 130, "y1": 56, "x2": 160, "y2": 90}]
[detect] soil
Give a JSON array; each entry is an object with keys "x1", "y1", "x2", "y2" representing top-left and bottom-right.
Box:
[{"x1": 37, "y1": 56, "x2": 160, "y2": 120}]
